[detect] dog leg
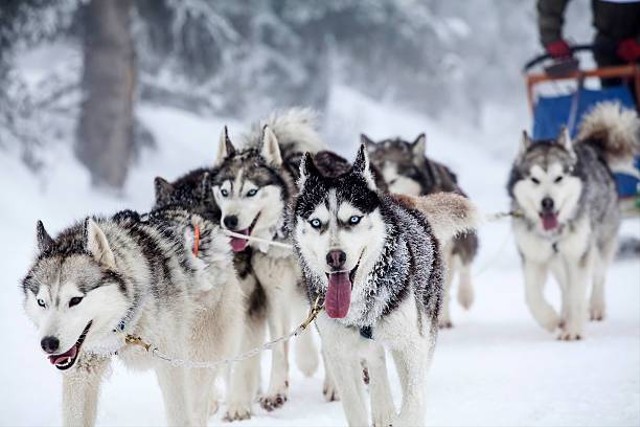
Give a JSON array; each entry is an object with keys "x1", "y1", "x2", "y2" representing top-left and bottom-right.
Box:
[
  {"x1": 438, "y1": 248, "x2": 455, "y2": 328},
  {"x1": 225, "y1": 312, "x2": 266, "y2": 421},
  {"x1": 550, "y1": 260, "x2": 569, "y2": 328},
  {"x1": 523, "y1": 259, "x2": 559, "y2": 332},
  {"x1": 62, "y1": 355, "x2": 109, "y2": 427},
  {"x1": 259, "y1": 294, "x2": 290, "y2": 411},
  {"x1": 559, "y1": 250, "x2": 593, "y2": 340},
  {"x1": 590, "y1": 239, "x2": 615, "y2": 321},
  {"x1": 367, "y1": 345, "x2": 396, "y2": 427},
  {"x1": 390, "y1": 340, "x2": 429, "y2": 427},
  {"x1": 294, "y1": 291, "x2": 320, "y2": 377},
  {"x1": 156, "y1": 364, "x2": 194, "y2": 426},
  {"x1": 457, "y1": 258, "x2": 474, "y2": 310},
  {"x1": 321, "y1": 346, "x2": 340, "y2": 401}
]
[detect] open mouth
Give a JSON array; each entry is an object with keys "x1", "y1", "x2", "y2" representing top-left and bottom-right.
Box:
[
  {"x1": 539, "y1": 211, "x2": 559, "y2": 231},
  {"x1": 229, "y1": 213, "x2": 261, "y2": 252},
  {"x1": 324, "y1": 255, "x2": 362, "y2": 319},
  {"x1": 48, "y1": 321, "x2": 92, "y2": 371}
]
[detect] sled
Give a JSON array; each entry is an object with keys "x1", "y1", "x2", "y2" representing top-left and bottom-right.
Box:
[{"x1": 524, "y1": 45, "x2": 640, "y2": 218}]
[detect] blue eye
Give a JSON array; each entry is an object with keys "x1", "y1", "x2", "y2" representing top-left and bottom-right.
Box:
[
  {"x1": 221, "y1": 189, "x2": 229, "y2": 197},
  {"x1": 37, "y1": 298, "x2": 46, "y2": 308},
  {"x1": 246, "y1": 189, "x2": 258, "y2": 197},
  {"x1": 349, "y1": 215, "x2": 362, "y2": 225},
  {"x1": 309, "y1": 219, "x2": 322, "y2": 229}
]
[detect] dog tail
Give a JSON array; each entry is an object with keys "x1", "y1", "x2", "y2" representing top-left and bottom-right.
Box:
[
  {"x1": 577, "y1": 102, "x2": 640, "y2": 169},
  {"x1": 395, "y1": 192, "x2": 479, "y2": 244},
  {"x1": 244, "y1": 107, "x2": 326, "y2": 155}
]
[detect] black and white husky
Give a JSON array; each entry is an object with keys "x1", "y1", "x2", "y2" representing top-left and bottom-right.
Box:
[
  {"x1": 22, "y1": 208, "x2": 244, "y2": 426},
  {"x1": 292, "y1": 145, "x2": 478, "y2": 426},
  {"x1": 364, "y1": 134, "x2": 479, "y2": 328},
  {"x1": 211, "y1": 108, "x2": 324, "y2": 411},
  {"x1": 507, "y1": 102, "x2": 639, "y2": 340}
]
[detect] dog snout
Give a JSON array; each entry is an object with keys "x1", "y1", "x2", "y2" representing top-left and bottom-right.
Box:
[
  {"x1": 41, "y1": 336, "x2": 60, "y2": 354},
  {"x1": 326, "y1": 250, "x2": 347, "y2": 270},
  {"x1": 223, "y1": 215, "x2": 238, "y2": 230},
  {"x1": 541, "y1": 197, "x2": 555, "y2": 212}
]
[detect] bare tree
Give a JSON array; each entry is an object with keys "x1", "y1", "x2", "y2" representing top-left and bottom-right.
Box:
[{"x1": 76, "y1": 0, "x2": 135, "y2": 190}]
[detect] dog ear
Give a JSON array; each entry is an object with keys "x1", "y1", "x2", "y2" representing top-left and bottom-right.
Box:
[
  {"x1": 353, "y1": 144, "x2": 377, "y2": 191},
  {"x1": 36, "y1": 220, "x2": 54, "y2": 253},
  {"x1": 298, "y1": 152, "x2": 320, "y2": 189},
  {"x1": 84, "y1": 218, "x2": 116, "y2": 268},
  {"x1": 519, "y1": 130, "x2": 532, "y2": 157},
  {"x1": 261, "y1": 125, "x2": 283, "y2": 166},
  {"x1": 154, "y1": 177, "x2": 173, "y2": 204},
  {"x1": 216, "y1": 126, "x2": 235, "y2": 165},
  {"x1": 557, "y1": 126, "x2": 574, "y2": 154},
  {"x1": 360, "y1": 134, "x2": 376, "y2": 152},
  {"x1": 412, "y1": 133, "x2": 426, "y2": 156}
]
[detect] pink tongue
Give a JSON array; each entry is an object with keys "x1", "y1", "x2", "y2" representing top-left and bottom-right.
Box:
[
  {"x1": 49, "y1": 345, "x2": 77, "y2": 366},
  {"x1": 230, "y1": 229, "x2": 250, "y2": 252},
  {"x1": 326, "y1": 272, "x2": 352, "y2": 318},
  {"x1": 541, "y1": 212, "x2": 559, "y2": 230}
]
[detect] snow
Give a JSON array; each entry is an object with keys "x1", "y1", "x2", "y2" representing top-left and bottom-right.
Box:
[{"x1": 1, "y1": 86, "x2": 639, "y2": 427}]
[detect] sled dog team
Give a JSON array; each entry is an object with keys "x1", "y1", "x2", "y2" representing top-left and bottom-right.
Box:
[{"x1": 22, "y1": 103, "x2": 639, "y2": 426}]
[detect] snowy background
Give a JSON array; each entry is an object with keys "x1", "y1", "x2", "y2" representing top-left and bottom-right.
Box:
[{"x1": 1, "y1": 1, "x2": 639, "y2": 427}]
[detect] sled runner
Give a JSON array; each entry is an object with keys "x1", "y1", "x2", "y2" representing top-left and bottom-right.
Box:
[{"x1": 524, "y1": 45, "x2": 640, "y2": 218}]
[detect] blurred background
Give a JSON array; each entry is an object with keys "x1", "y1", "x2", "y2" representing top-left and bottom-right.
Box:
[{"x1": 0, "y1": 0, "x2": 591, "y2": 191}]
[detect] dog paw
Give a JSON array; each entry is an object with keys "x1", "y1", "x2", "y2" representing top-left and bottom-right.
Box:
[
  {"x1": 372, "y1": 412, "x2": 395, "y2": 427},
  {"x1": 534, "y1": 307, "x2": 561, "y2": 332},
  {"x1": 209, "y1": 398, "x2": 220, "y2": 417},
  {"x1": 589, "y1": 303, "x2": 606, "y2": 322},
  {"x1": 438, "y1": 319, "x2": 453, "y2": 329},
  {"x1": 557, "y1": 330, "x2": 583, "y2": 341},
  {"x1": 457, "y1": 285, "x2": 474, "y2": 310},
  {"x1": 259, "y1": 392, "x2": 288, "y2": 411},
  {"x1": 223, "y1": 404, "x2": 252, "y2": 422},
  {"x1": 323, "y1": 378, "x2": 340, "y2": 402}
]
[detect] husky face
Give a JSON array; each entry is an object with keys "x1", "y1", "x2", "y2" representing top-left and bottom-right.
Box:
[
  {"x1": 294, "y1": 145, "x2": 387, "y2": 319},
  {"x1": 212, "y1": 127, "x2": 289, "y2": 252},
  {"x1": 22, "y1": 220, "x2": 131, "y2": 370},
  {"x1": 154, "y1": 168, "x2": 220, "y2": 221},
  {"x1": 363, "y1": 134, "x2": 428, "y2": 196},
  {"x1": 510, "y1": 130, "x2": 582, "y2": 233}
]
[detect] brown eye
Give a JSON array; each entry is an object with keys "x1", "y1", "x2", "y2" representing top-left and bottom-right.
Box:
[{"x1": 69, "y1": 297, "x2": 83, "y2": 308}]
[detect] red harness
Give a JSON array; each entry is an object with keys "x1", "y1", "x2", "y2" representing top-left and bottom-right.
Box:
[{"x1": 192, "y1": 224, "x2": 201, "y2": 257}]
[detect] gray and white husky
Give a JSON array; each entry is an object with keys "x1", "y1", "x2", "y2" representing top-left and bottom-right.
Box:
[
  {"x1": 211, "y1": 108, "x2": 324, "y2": 411},
  {"x1": 507, "y1": 102, "x2": 639, "y2": 340},
  {"x1": 22, "y1": 208, "x2": 244, "y2": 426},
  {"x1": 293, "y1": 145, "x2": 478, "y2": 426},
  {"x1": 364, "y1": 134, "x2": 479, "y2": 328}
]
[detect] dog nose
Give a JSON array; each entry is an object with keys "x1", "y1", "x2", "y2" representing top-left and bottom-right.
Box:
[
  {"x1": 41, "y1": 336, "x2": 59, "y2": 354},
  {"x1": 541, "y1": 197, "x2": 554, "y2": 212},
  {"x1": 223, "y1": 215, "x2": 238, "y2": 230},
  {"x1": 326, "y1": 250, "x2": 347, "y2": 270}
]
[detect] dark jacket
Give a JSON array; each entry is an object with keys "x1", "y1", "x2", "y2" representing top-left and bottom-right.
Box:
[{"x1": 538, "y1": 0, "x2": 640, "y2": 46}]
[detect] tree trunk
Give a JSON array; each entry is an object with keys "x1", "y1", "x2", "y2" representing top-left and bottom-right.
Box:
[{"x1": 76, "y1": 0, "x2": 135, "y2": 190}]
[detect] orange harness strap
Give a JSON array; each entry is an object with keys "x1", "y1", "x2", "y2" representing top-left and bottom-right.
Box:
[{"x1": 192, "y1": 224, "x2": 201, "y2": 257}]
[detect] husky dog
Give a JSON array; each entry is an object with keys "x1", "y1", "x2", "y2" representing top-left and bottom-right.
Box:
[
  {"x1": 211, "y1": 108, "x2": 323, "y2": 411},
  {"x1": 364, "y1": 134, "x2": 479, "y2": 327},
  {"x1": 154, "y1": 172, "x2": 266, "y2": 421},
  {"x1": 507, "y1": 103, "x2": 640, "y2": 340},
  {"x1": 293, "y1": 145, "x2": 478, "y2": 426},
  {"x1": 22, "y1": 208, "x2": 244, "y2": 426}
]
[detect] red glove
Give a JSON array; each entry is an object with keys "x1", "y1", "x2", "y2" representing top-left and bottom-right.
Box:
[
  {"x1": 617, "y1": 38, "x2": 640, "y2": 62},
  {"x1": 545, "y1": 39, "x2": 572, "y2": 59}
]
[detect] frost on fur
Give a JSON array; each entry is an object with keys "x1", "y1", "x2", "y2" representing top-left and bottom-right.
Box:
[
  {"x1": 242, "y1": 107, "x2": 325, "y2": 155},
  {"x1": 577, "y1": 102, "x2": 640, "y2": 168},
  {"x1": 396, "y1": 192, "x2": 479, "y2": 244}
]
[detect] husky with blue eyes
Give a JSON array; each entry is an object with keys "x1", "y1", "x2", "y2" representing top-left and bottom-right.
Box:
[
  {"x1": 293, "y1": 144, "x2": 478, "y2": 426},
  {"x1": 507, "y1": 102, "x2": 639, "y2": 340},
  {"x1": 21, "y1": 208, "x2": 244, "y2": 426}
]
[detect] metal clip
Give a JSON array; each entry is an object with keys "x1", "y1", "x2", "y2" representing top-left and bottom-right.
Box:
[
  {"x1": 300, "y1": 295, "x2": 323, "y2": 331},
  {"x1": 124, "y1": 334, "x2": 152, "y2": 352}
]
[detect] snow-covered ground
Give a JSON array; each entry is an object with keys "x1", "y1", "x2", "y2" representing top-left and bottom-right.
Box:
[{"x1": 1, "y1": 86, "x2": 638, "y2": 427}]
